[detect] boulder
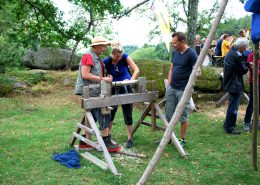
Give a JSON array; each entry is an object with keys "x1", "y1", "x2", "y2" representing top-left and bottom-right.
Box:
[
  {"x1": 0, "y1": 76, "x2": 30, "y2": 97},
  {"x1": 23, "y1": 48, "x2": 81, "y2": 70}
]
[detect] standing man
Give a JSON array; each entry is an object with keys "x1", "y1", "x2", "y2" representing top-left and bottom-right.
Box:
[
  {"x1": 165, "y1": 32, "x2": 198, "y2": 147},
  {"x1": 223, "y1": 37, "x2": 249, "y2": 135},
  {"x1": 75, "y1": 36, "x2": 121, "y2": 152}
]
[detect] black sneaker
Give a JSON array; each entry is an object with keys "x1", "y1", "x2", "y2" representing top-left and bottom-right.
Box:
[
  {"x1": 225, "y1": 129, "x2": 241, "y2": 135},
  {"x1": 178, "y1": 138, "x2": 186, "y2": 147},
  {"x1": 103, "y1": 137, "x2": 121, "y2": 152},
  {"x1": 126, "y1": 139, "x2": 134, "y2": 148}
]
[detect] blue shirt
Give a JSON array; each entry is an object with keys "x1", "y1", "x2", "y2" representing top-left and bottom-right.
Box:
[
  {"x1": 103, "y1": 53, "x2": 131, "y2": 82},
  {"x1": 171, "y1": 48, "x2": 198, "y2": 90}
]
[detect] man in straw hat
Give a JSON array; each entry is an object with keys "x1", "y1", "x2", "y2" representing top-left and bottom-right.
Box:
[{"x1": 75, "y1": 36, "x2": 121, "y2": 152}]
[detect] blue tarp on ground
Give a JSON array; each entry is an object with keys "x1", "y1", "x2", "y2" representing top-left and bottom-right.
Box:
[{"x1": 52, "y1": 149, "x2": 80, "y2": 169}]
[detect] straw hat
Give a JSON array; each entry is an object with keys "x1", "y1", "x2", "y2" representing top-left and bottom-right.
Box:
[{"x1": 90, "y1": 36, "x2": 110, "y2": 46}]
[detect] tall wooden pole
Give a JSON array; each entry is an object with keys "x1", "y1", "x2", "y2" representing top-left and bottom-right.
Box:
[
  {"x1": 252, "y1": 42, "x2": 259, "y2": 171},
  {"x1": 137, "y1": 0, "x2": 229, "y2": 184}
]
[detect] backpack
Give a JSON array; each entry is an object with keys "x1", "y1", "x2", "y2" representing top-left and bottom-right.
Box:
[
  {"x1": 105, "y1": 56, "x2": 131, "y2": 76},
  {"x1": 251, "y1": 13, "x2": 260, "y2": 44},
  {"x1": 244, "y1": 0, "x2": 260, "y2": 13}
]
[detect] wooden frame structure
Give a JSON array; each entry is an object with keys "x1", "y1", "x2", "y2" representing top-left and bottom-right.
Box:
[{"x1": 69, "y1": 77, "x2": 189, "y2": 175}]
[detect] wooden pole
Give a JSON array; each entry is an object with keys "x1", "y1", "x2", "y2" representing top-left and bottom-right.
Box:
[
  {"x1": 137, "y1": 0, "x2": 229, "y2": 184},
  {"x1": 252, "y1": 42, "x2": 259, "y2": 171}
]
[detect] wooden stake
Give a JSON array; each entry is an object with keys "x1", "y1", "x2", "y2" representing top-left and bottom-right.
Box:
[
  {"x1": 252, "y1": 42, "x2": 259, "y2": 171},
  {"x1": 137, "y1": 0, "x2": 229, "y2": 184}
]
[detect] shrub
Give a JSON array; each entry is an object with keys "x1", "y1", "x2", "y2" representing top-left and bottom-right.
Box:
[
  {"x1": 0, "y1": 76, "x2": 13, "y2": 96},
  {"x1": 6, "y1": 69, "x2": 47, "y2": 85},
  {"x1": 134, "y1": 59, "x2": 223, "y2": 96},
  {"x1": 0, "y1": 37, "x2": 25, "y2": 72}
]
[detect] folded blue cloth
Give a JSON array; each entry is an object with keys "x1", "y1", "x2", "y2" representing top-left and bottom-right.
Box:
[{"x1": 52, "y1": 149, "x2": 80, "y2": 169}]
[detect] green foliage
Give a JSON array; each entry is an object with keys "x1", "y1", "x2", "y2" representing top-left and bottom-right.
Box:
[
  {"x1": 6, "y1": 70, "x2": 47, "y2": 85},
  {"x1": 195, "y1": 67, "x2": 222, "y2": 92},
  {"x1": 130, "y1": 43, "x2": 170, "y2": 61},
  {"x1": 0, "y1": 76, "x2": 13, "y2": 96},
  {"x1": 134, "y1": 59, "x2": 222, "y2": 96},
  {"x1": 216, "y1": 15, "x2": 251, "y2": 37},
  {"x1": 0, "y1": 37, "x2": 25, "y2": 72},
  {"x1": 123, "y1": 45, "x2": 138, "y2": 55},
  {"x1": 134, "y1": 59, "x2": 169, "y2": 96}
]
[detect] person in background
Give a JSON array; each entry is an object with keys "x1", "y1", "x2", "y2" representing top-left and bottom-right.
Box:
[
  {"x1": 195, "y1": 34, "x2": 201, "y2": 56},
  {"x1": 215, "y1": 34, "x2": 224, "y2": 56},
  {"x1": 239, "y1": 29, "x2": 246, "y2": 38},
  {"x1": 165, "y1": 32, "x2": 198, "y2": 147},
  {"x1": 221, "y1": 34, "x2": 231, "y2": 57},
  {"x1": 243, "y1": 52, "x2": 260, "y2": 132},
  {"x1": 223, "y1": 37, "x2": 249, "y2": 135},
  {"x1": 75, "y1": 36, "x2": 121, "y2": 152},
  {"x1": 103, "y1": 41, "x2": 140, "y2": 148},
  {"x1": 200, "y1": 37, "x2": 207, "y2": 48}
]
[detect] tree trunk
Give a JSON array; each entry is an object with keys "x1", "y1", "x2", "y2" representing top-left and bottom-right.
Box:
[
  {"x1": 137, "y1": 0, "x2": 228, "y2": 184},
  {"x1": 66, "y1": 40, "x2": 80, "y2": 71},
  {"x1": 187, "y1": 0, "x2": 199, "y2": 49}
]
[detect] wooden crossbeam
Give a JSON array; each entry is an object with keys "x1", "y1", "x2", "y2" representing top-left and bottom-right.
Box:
[
  {"x1": 74, "y1": 145, "x2": 109, "y2": 170},
  {"x1": 72, "y1": 132, "x2": 101, "y2": 151},
  {"x1": 141, "y1": 121, "x2": 165, "y2": 131},
  {"x1": 76, "y1": 123, "x2": 95, "y2": 135},
  {"x1": 154, "y1": 103, "x2": 188, "y2": 157},
  {"x1": 82, "y1": 92, "x2": 158, "y2": 109},
  {"x1": 85, "y1": 111, "x2": 119, "y2": 175}
]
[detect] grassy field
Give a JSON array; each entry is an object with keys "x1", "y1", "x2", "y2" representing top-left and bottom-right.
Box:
[{"x1": 0, "y1": 88, "x2": 259, "y2": 185}]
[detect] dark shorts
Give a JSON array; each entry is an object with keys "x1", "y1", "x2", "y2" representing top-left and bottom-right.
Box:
[
  {"x1": 111, "y1": 85, "x2": 133, "y2": 125},
  {"x1": 91, "y1": 108, "x2": 111, "y2": 129}
]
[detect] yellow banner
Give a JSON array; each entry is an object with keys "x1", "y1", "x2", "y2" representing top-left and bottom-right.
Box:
[{"x1": 151, "y1": 0, "x2": 170, "y2": 52}]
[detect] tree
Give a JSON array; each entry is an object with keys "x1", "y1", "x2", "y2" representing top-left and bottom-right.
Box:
[
  {"x1": 216, "y1": 15, "x2": 251, "y2": 36},
  {"x1": 0, "y1": 0, "x2": 123, "y2": 70},
  {"x1": 181, "y1": 0, "x2": 199, "y2": 48}
]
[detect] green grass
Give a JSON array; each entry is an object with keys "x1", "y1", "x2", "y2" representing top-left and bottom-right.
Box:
[{"x1": 0, "y1": 89, "x2": 259, "y2": 185}]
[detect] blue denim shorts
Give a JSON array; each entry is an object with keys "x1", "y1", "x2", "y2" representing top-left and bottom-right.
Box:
[{"x1": 165, "y1": 86, "x2": 190, "y2": 123}]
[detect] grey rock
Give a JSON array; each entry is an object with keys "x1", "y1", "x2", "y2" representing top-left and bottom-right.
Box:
[{"x1": 23, "y1": 48, "x2": 81, "y2": 70}]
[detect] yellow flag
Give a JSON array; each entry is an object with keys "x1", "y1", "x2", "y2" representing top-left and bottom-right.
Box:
[{"x1": 151, "y1": 0, "x2": 170, "y2": 52}]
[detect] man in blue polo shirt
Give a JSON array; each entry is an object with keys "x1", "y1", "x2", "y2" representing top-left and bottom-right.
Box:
[{"x1": 166, "y1": 32, "x2": 198, "y2": 147}]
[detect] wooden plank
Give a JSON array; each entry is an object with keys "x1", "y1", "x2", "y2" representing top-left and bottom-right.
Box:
[
  {"x1": 69, "y1": 116, "x2": 85, "y2": 146},
  {"x1": 132, "y1": 103, "x2": 152, "y2": 136},
  {"x1": 81, "y1": 152, "x2": 109, "y2": 170},
  {"x1": 147, "y1": 113, "x2": 160, "y2": 119},
  {"x1": 76, "y1": 123, "x2": 95, "y2": 135},
  {"x1": 82, "y1": 92, "x2": 158, "y2": 109},
  {"x1": 150, "y1": 101, "x2": 156, "y2": 131},
  {"x1": 154, "y1": 103, "x2": 188, "y2": 157},
  {"x1": 85, "y1": 111, "x2": 119, "y2": 176},
  {"x1": 138, "y1": 77, "x2": 146, "y2": 93},
  {"x1": 141, "y1": 121, "x2": 165, "y2": 131},
  {"x1": 157, "y1": 98, "x2": 166, "y2": 107},
  {"x1": 216, "y1": 92, "x2": 229, "y2": 107},
  {"x1": 72, "y1": 132, "x2": 102, "y2": 151}
]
